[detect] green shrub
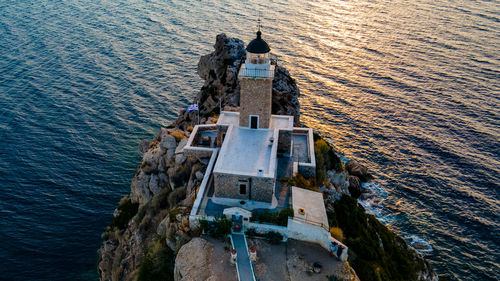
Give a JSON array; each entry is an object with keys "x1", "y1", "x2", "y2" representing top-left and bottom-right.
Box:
[
  {"x1": 277, "y1": 208, "x2": 294, "y2": 226},
  {"x1": 265, "y1": 231, "x2": 283, "y2": 244},
  {"x1": 109, "y1": 197, "x2": 139, "y2": 230},
  {"x1": 214, "y1": 216, "x2": 232, "y2": 239},
  {"x1": 251, "y1": 208, "x2": 292, "y2": 226},
  {"x1": 314, "y1": 138, "x2": 343, "y2": 183},
  {"x1": 168, "y1": 188, "x2": 186, "y2": 207},
  {"x1": 198, "y1": 219, "x2": 209, "y2": 232},
  {"x1": 137, "y1": 238, "x2": 174, "y2": 281},
  {"x1": 290, "y1": 173, "x2": 318, "y2": 191}
]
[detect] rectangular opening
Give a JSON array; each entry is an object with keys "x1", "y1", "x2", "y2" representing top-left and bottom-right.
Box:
[
  {"x1": 239, "y1": 184, "x2": 247, "y2": 195},
  {"x1": 250, "y1": 115, "x2": 259, "y2": 129}
]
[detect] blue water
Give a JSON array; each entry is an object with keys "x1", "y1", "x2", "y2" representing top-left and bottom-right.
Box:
[{"x1": 0, "y1": 0, "x2": 498, "y2": 280}]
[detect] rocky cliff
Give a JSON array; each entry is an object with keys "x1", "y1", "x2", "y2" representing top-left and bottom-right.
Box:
[{"x1": 97, "y1": 33, "x2": 438, "y2": 281}]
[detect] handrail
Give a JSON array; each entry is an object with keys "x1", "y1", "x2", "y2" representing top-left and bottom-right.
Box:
[
  {"x1": 291, "y1": 216, "x2": 329, "y2": 231},
  {"x1": 239, "y1": 68, "x2": 274, "y2": 78}
]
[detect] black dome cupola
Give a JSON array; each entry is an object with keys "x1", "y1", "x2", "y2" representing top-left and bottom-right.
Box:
[{"x1": 246, "y1": 30, "x2": 271, "y2": 54}]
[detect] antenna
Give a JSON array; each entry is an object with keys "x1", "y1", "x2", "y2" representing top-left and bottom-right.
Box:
[{"x1": 257, "y1": 11, "x2": 262, "y2": 31}]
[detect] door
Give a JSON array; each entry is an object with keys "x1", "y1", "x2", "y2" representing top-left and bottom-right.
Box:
[{"x1": 250, "y1": 115, "x2": 259, "y2": 129}]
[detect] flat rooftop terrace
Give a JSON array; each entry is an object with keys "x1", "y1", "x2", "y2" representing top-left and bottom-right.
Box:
[
  {"x1": 292, "y1": 186, "x2": 329, "y2": 229},
  {"x1": 214, "y1": 127, "x2": 276, "y2": 177}
]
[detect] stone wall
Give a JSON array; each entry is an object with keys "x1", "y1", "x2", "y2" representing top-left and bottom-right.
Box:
[
  {"x1": 213, "y1": 172, "x2": 274, "y2": 203},
  {"x1": 239, "y1": 77, "x2": 273, "y2": 128}
]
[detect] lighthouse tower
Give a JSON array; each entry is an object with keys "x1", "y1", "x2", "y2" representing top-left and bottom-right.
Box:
[{"x1": 238, "y1": 29, "x2": 275, "y2": 129}]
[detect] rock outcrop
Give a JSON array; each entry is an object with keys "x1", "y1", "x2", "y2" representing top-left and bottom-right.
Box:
[
  {"x1": 174, "y1": 33, "x2": 300, "y2": 130},
  {"x1": 97, "y1": 33, "x2": 438, "y2": 281}
]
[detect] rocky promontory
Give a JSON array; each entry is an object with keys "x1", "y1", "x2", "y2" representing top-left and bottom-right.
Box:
[{"x1": 98, "y1": 33, "x2": 438, "y2": 281}]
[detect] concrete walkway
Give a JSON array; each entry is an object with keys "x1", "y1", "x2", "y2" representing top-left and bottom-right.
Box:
[{"x1": 231, "y1": 233, "x2": 256, "y2": 281}]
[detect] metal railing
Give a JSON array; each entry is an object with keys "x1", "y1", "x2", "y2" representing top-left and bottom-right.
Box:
[
  {"x1": 291, "y1": 215, "x2": 329, "y2": 231},
  {"x1": 239, "y1": 68, "x2": 274, "y2": 78}
]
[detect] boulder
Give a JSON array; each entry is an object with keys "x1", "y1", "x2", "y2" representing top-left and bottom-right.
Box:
[
  {"x1": 348, "y1": 175, "x2": 362, "y2": 199},
  {"x1": 141, "y1": 147, "x2": 164, "y2": 174},
  {"x1": 174, "y1": 238, "x2": 215, "y2": 281},
  {"x1": 160, "y1": 134, "x2": 177, "y2": 150},
  {"x1": 345, "y1": 160, "x2": 373, "y2": 182},
  {"x1": 175, "y1": 154, "x2": 187, "y2": 165},
  {"x1": 148, "y1": 173, "x2": 162, "y2": 195},
  {"x1": 175, "y1": 139, "x2": 189, "y2": 154}
]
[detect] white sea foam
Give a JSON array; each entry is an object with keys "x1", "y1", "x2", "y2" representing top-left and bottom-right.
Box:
[{"x1": 406, "y1": 235, "x2": 434, "y2": 255}]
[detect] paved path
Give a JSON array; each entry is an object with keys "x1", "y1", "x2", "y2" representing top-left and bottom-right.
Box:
[{"x1": 231, "y1": 233, "x2": 256, "y2": 281}]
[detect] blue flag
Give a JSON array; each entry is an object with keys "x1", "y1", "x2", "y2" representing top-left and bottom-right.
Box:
[{"x1": 187, "y1": 103, "x2": 198, "y2": 112}]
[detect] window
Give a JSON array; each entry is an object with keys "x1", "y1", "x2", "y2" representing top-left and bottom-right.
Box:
[
  {"x1": 250, "y1": 115, "x2": 259, "y2": 129},
  {"x1": 239, "y1": 184, "x2": 246, "y2": 195}
]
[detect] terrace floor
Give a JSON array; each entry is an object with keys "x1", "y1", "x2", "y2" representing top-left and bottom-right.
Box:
[{"x1": 292, "y1": 133, "x2": 309, "y2": 163}]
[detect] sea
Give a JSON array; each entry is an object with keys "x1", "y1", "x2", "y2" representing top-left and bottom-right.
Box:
[{"x1": 0, "y1": 0, "x2": 498, "y2": 280}]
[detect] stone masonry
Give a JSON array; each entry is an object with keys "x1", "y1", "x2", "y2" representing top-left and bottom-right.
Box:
[
  {"x1": 239, "y1": 77, "x2": 273, "y2": 128},
  {"x1": 214, "y1": 172, "x2": 274, "y2": 203}
]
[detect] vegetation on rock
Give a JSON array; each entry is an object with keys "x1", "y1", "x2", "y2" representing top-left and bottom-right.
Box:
[
  {"x1": 281, "y1": 174, "x2": 318, "y2": 191},
  {"x1": 328, "y1": 195, "x2": 429, "y2": 281},
  {"x1": 314, "y1": 136, "x2": 344, "y2": 183},
  {"x1": 137, "y1": 236, "x2": 175, "y2": 281}
]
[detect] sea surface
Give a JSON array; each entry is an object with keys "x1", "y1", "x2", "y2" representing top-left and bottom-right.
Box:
[{"x1": 0, "y1": 0, "x2": 498, "y2": 280}]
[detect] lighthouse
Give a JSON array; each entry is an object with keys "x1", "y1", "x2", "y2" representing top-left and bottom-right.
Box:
[{"x1": 238, "y1": 29, "x2": 275, "y2": 129}]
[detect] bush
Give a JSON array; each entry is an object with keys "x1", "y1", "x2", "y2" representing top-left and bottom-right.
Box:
[
  {"x1": 198, "y1": 219, "x2": 209, "y2": 232},
  {"x1": 329, "y1": 195, "x2": 424, "y2": 281},
  {"x1": 290, "y1": 173, "x2": 318, "y2": 191},
  {"x1": 330, "y1": 227, "x2": 344, "y2": 242},
  {"x1": 170, "y1": 131, "x2": 185, "y2": 142},
  {"x1": 251, "y1": 208, "x2": 293, "y2": 226},
  {"x1": 265, "y1": 231, "x2": 283, "y2": 244},
  {"x1": 277, "y1": 208, "x2": 294, "y2": 226},
  {"x1": 314, "y1": 138, "x2": 343, "y2": 183},
  {"x1": 137, "y1": 238, "x2": 174, "y2": 281},
  {"x1": 168, "y1": 188, "x2": 186, "y2": 207},
  {"x1": 109, "y1": 197, "x2": 139, "y2": 230},
  {"x1": 214, "y1": 216, "x2": 232, "y2": 239}
]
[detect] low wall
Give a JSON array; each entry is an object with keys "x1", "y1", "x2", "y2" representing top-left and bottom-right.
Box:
[
  {"x1": 287, "y1": 218, "x2": 348, "y2": 261},
  {"x1": 189, "y1": 148, "x2": 219, "y2": 219},
  {"x1": 245, "y1": 219, "x2": 348, "y2": 261}
]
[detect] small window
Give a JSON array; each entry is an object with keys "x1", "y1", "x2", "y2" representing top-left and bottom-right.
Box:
[{"x1": 239, "y1": 184, "x2": 246, "y2": 195}]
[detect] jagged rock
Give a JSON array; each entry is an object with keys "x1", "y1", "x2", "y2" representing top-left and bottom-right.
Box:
[
  {"x1": 272, "y1": 66, "x2": 301, "y2": 125},
  {"x1": 139, "y1": 140, "x2": 151, "y2": 154},
  {"x1": 175, "y1": 139, "x2": 188, "y2": 154},
  {"x1": 348, "y1": 175, "x2": 362, "y2": 199},
  {"x1": 131, "y1": 170, "x2": 152, "y2": 204},
  {"x1": 345, "y1": 160, "x2": 373, "y2": 182},
  {"x1": 161, "y1": 134, "x2": 177, "y2": 150},
  {"x1": 156, "y1": 216, "x2": 170, "y2": 236},
  {"x1": 327, "y1": 170, "x2": 348, "y2": 187},
  {"x1": 148, "y1": 173, "x2": 162, "y2": 195},
  {"x1": 141, "y1": 146, "x2": 164, "y2": 174},
  {"x1": 175, "y1": 153, "x2": 187, "y2": 165}
]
